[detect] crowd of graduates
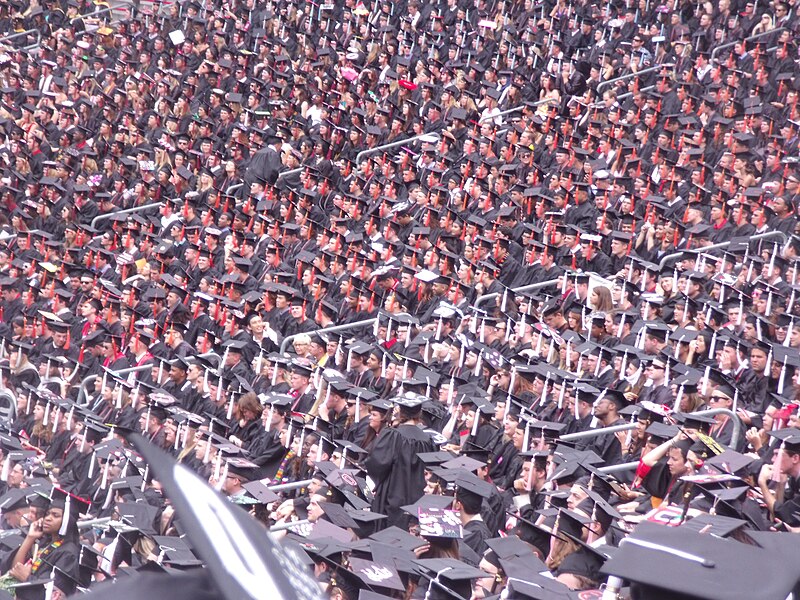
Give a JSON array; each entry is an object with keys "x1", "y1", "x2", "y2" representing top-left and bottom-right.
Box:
[{"x1": 0, "y1": 0, "x2": 798, "y2": 597}]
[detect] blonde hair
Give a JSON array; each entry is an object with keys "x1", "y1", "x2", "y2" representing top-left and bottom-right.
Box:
[{"x1": 294, "y1": 333, "x2": 311, "y2": 346}]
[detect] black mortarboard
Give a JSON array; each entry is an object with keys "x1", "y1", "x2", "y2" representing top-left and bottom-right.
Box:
[{"x1": 601, "y1": 520, "x2": 800, "y2": 600}]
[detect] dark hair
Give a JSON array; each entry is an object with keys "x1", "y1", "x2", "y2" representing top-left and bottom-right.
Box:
[
  {"x1": 236, "y1": 392, "x2": 263, "y2": 421},
  {"x1": 455, "y1": 490, "x2": 482, "y2": 515}
]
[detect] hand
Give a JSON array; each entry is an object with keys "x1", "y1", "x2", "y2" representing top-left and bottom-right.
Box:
[
  {"x1": 737, "y1": 410, "x2": 753, "y2": 426},
  {"x1": 26, "y1": 519, "x2": 44, "y2": 540},
  {"x1": 614, "y1": 430, "x2": 628, "y2": 447},
  {"x1": 9, "y1": 562, "x2": 31, "y2": 582},
  {"x1": 413, "y1": 543, "x2": 430, "y2": 558},
  {"x1": 758, "y1": 463, "x2": 773, "y2": 487},
  {"x1": 745, "y1": 426, "x2": 764, "y2": 451},
  {"x1": 673, "y1": 431, "x2": 689, "y2": 444},
  {"x1": 274, "y1": 499, "x2": 294, "y2": 520}
]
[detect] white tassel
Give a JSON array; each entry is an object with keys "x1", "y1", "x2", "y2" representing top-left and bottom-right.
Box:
[
  {"x1": 101, "y1": 459, "x2": 110, "y2": 489},
  {"x1": 265, "y1": 405, "x2": 274, "y2": 432},
  {"x1": 0, "y1": 455, "x2": 10, "y2": 482},
  {"x1": 298, "y1": 427, "x2": 306, "y2": 458},
  {"x1": 284, "y1": 423, "x2": 292, "y2": 449},
  {"x1": 58, "y1": 494, "x2": 71, "y2": 537},
  {"x1": 271, "y1": 359, "x2": 279, "y2": 386},
  {"x1": 522, "y1": 421, "x2": 530, "y2": 451},
  {"x1": 215, "y1": 461, "x2": 227, "y2": 492},
  {"x1": 203, "y1": 434, "x2": 212, "y2": 464}
]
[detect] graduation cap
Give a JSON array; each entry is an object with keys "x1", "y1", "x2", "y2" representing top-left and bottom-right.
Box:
[
  {"x1": 680, "y1": 512, "x2": 749, "y2": 538},
  {"x1": 13, "y1": 566, "x2": 79, "y2": 597},
  {"x1": 0, "y1": 488, "x2": 30, "y2": 513},
  {"x1": 600, "y1": 520, "x2": 800, "y2": 600},
  {"x1": 125, "y1": 434, "x2": 326, "y2": 600},
  {"x1": 347, "y1": 556, "x2": 405, "y2": 592},
  {"x1": 412, "y1": 558, "x2": 487, "y2": 599},
  {"x1": 769, "y1": 427, "x2": 800, "y2": 453},
  {"x1": 417, "y1": 507, "x2": 462, "y2": 539},
  {"x1": 401, "y1": 494, "x2": 455, "y2": 516}
]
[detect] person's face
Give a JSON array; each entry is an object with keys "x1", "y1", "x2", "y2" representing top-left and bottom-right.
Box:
[
  {"x1": 138, "y1": 411, "x2": 150, "y2": 432},
  {"x1": 750, "y1": 349, "x2": 767, "y2": 372},
  {"x1": 593, "y1": 395, "x2": 612, "y2": 419},
  {"x1": 667, "y1": 447, "x2": 687, "y2": 476},
  {"x1": 512, "y1": 425, "x2": 525, "y2": 450},
  {"x1": 289, "y1": 373, "x2": 308, "y2": 390},
  {"x1": 221, "y1": 472, "x2": 241, "y2": 495},
  {"x1": 7, "y1": 464, "x2": 24, "y2": 487},
  {"x1": 567, "y1": 484, "x2": 587, "y2": 511},
  {"x1": 42, "y1": 507, "x2": 64, "y2": 535},
  {"x1": 164, "y1": 421, "x2": 177, "y2": 445},
  {"x1": 777, "y1": 447, "x2": 800, "y2": 475},
  {"x1": 307, "y1": 494, "x2": 326, "y2": 522}
]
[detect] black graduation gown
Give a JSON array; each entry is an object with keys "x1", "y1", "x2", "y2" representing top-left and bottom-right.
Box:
[
  {"x1": 344, "y1": 418, "x2": 370, "y2": 446},
  {"x1": 463, "y1": 424, "x2": 500, "y2": 457},
  {"x1": 463, "y1": 519, "x2": 492, "y2": 554},
  {"x1": 9, "y1": 365, "x2": 40, "y2": 391},
  {"x1": 43, "y1": 430, "x2": 71, "y2": 463},
  {"x1": 58, "y1": 451, "x2": 94, "y2": 499},
  {"x1": 229, "y1": 419, "x2": 262, "y2": 449},
  {"x1": 16, "y1": 539, "x2": 80, "y2": 600},
  {"x1": 109, "y1": 406, "x2": 140, "y2": 430},
  {"x1": 482, "y1": 488, "x2": 506, "y2": 538},
  {"x1": 363, "y1": 424, "x2": 435, "y2": 529},
  {"x1": 640, "y1": 459, "x2": 672, "y2": 500},
  {"x1": 775, "y1": 474, "x2": 800, "y2": 526},
  {"x1": 320, "y1": 408, "x2": 348, "y2": 441},
  {"x1": 248, "y1": 429, "x2": 287, "y2": 480},
  {"x1": 637, "y1": 384, "x2": 673, "y2": 406},
  {"x1": 488, "y1": 438, "x2": 518, "y2": 484},
  {"x1": 587, "y1": 418, "x2": 625, "y2": 466}
]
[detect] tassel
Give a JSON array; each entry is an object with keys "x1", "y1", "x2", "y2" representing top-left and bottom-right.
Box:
[{"x1": 58, "y1": 494, "x2": 71, "y2": 537}]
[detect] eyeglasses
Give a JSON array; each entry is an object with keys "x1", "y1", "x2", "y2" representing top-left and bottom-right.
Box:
[{"x1": 709, "y1": 395, "x2": 729, "y2": 402}]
